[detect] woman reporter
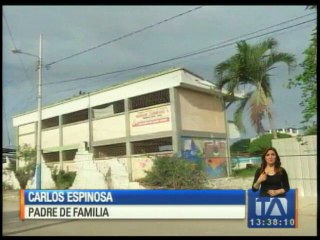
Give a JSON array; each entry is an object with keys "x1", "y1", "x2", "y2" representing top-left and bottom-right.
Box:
[{"x1": 252, "y1": 147, "x2": 290, "y2": 197}]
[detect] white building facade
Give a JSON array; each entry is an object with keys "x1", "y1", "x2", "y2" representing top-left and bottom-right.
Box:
[
  {"x1": 13, "y1": 68, "x2": 231, "y2": 179},
  {"x1": 264, "y1": 127, "x2": 301, "y2": 137}
]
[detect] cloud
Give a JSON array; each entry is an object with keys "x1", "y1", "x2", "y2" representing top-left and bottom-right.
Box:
[{"x1": 2, "y1": 5, "x2": 316, "y2": 146}]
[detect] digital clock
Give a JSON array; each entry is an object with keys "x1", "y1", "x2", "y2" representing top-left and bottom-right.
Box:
[
  {"x1": 249, "y1": 218, "x2": 295, "y2": 227},
  {"x1": 247, "y1": 189, "x2": 297, "y2": 228}
]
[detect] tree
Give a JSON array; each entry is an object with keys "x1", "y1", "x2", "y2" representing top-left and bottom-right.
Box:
[
  {"x1": 303, "y1": 123, "x2": 317, "y2": 135},
  {"x1": 249, "y1": 133, "x2": 291, "y2": 155},
  {"x1": 139, "y1": 156, "x2": 208, "y2": 189},
  {"x1": 230, "y1": 138, "x2": 251, "y2": 156},
  {"x1": 215, "y1": 38, "x2": 296, "y2": 137},
  {"x1": 14, "y1": 144, "x2": 36, "y2": 189},
  {"x1": 288, "y1": 7, "x2": 317, "y2": 126}
]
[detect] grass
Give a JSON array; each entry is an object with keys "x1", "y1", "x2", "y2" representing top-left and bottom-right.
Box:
[{"x1": 231, "y1": 166, "x2": 259, "y2": 178}]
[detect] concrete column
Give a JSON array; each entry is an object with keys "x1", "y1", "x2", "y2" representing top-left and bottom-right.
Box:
[
  {"x1": 87, "y1": 93, "x2": 94, "y2": 154},
  {"x1": 59, "y1": 115, "x2": 63, "y2": 170},
  {"x1": 124, "y1": 98, "x2": 132, "y2": 181},
  {"x1": 169, "y1": 88, "x2": 182, "y2": 155},
  {"x1": 88, "y1": 109, "x2": 93, "y2": 154}
]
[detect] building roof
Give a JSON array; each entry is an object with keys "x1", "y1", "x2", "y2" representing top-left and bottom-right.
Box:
[
  {"x1": 12, "y1": 67, "x2": 244, "y2": 124},
  {"x1": 12, "y1": 67, "x2": 184, "y2": 118}
]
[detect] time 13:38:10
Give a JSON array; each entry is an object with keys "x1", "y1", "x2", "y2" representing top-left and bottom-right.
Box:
[{"x1": 249, "y1": 218, "x2": 295, "y2": 227}]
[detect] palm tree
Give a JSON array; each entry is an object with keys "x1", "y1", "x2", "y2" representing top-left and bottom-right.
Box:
[{"x1": 215, "y1": 38, "x2": 296, "y2": 136}]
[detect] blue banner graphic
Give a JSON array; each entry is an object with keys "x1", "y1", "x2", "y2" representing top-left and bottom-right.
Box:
[{"x1": 23, "y1": 189, "x2": 245, "y2": 205}]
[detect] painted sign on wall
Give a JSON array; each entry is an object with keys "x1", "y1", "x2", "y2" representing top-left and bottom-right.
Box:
[
  {"x1": 181, "y1": 137, "x2": 227, "y2": 178},
  {"x1": 130, "y1": 105, "x2": 172, "y2": 136},
  {"x1": 131, "y1": 106, "x2": 170, "y2": 127}
]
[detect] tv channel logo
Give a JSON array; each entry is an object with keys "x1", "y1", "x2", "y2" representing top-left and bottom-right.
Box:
[
  {"x1": 255, "y1": 197, "x2": 287, "y2": 216},
  {"x1": 247, "y1": 189, "x2": 297, "y2": 228}
]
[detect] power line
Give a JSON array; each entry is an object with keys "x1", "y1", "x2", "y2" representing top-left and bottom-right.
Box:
[
  {"x1": 45, "y1": 6, "x2": 203, "y2": 68},
  {"x1": 3, "y1": 11, "x2": 36, "y2": 87},
  {"x1": 3, "y1": 10, "x2": 43, "y2": 124},
  {"x1": 3, "y1": 12, "x2": 18, "y2": 49},
  {"x1": 44, "y1": 18, "x2": 316, "y2": 86},
  {"x1": 187, "y1": 12, "x2": 316, "y2": 54},
  {"x1": 43, "y1": 70, "x2": 128, "y2": 99},
  {"x1": 156, "y1": 12, "x2": 316, "y2": 66},
  {"x1": 18, "y1": 11, "x2": 315, "y2": 93}
]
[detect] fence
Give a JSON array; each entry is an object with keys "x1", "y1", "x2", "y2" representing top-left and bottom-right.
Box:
[
  {"x1": 231, "y1": 156, "x2": 261, "y2": 170},
  {"x1": 272, "y1": 135, "x2": 317, "y2": 197}
]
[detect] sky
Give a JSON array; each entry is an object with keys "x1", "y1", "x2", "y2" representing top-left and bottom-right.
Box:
[{"x1": 2, "y1": 5, "x2": 317, "y2": 147}]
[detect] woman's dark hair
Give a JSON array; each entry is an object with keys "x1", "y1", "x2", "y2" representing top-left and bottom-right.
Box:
[{"x1": 259, "y1": 147, "x2": 283, "y2": 174}]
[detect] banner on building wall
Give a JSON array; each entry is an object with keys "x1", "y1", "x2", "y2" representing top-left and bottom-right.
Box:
[
  {"x1": 181, "y1": 137, "x2": 228, "y2": 178},
  {"x1": 93, "y1": 105, "x2": 114, "y2": 118},
  {"x1": 131, "y1": 106, "x2": 170, "y2": 127}
]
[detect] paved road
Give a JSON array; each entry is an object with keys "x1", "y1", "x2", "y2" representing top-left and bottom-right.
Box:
[{"x1": 2, "y1": 190, "x2": 317, "y2": 236}]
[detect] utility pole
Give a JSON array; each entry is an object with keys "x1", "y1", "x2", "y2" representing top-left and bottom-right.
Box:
[
  {"x1": 12, "y1": 34, "x2": 43, "y2": 189},
  {"x1": 36, "y1": 34, "x2": 43, "y2": 189}
]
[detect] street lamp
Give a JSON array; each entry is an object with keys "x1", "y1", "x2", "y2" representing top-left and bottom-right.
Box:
[{"x1": 12, "y1": 34, "x2": 43, "y2": 189}]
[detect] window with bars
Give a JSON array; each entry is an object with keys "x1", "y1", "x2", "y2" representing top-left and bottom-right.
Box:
[
  {"x1": 43, "y1": 152, "x2": 59, "y2": 163},
  {"x1": 63, "y1": 109, "x2": 88, "y2": 125},
  {"x1": 132, "y1": 137, "x2": 173, "y2": 154},
  {"x1": 93, "y1": 143, "x2": 126, "y2": 158},
  {"x1": 63, "y1": 149, "x2": 77, "y2": 161},
  {"x1": 42, "y1": 116, "x2": 59, "y2": 129},
  {"x1": 130, "y1": 89, "x2": 170, "y2": 110}
]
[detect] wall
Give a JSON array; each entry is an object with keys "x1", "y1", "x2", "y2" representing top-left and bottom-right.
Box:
[
  {"x1": 130, "y1": 105, "x2": 172, "y2": 136},
  {"x1": 42, "y1": 128, "x2": 59, "y2": 148},
  {"x1": 272, "y1": 135, "x2": 317, "y2": 197},
  {"x1": 181, "y1": 137, "x2": 228, "y2": 178},
  {"x1": 52, "y1": 155, "x2": 158, "y2": 182},
  {"x1": 18, "y1": 123, "x2": 36, "y2": 148},
  {"x1": 19, "y1": 123, "x2": 35, "y2": 135},
  {"x1": 19, "y1": 134, "x2": 36, "y2": 148},
  {"x1": 130, "y1": 156, "x2": 154, "y2": 180},
  {"x1": 62, "y1": 122, "x2": 89, "y2": 146},
  {"x1": 178, "y1": 88, "x2": 225, "y2": 133},
  {"x1": 93, "y1": 115, "x2": 126, "y2": 141}
]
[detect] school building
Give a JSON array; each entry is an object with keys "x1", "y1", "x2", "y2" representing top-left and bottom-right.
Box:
[{"x1": 12, "y1": 67, "x2": 237, "y2": 179}]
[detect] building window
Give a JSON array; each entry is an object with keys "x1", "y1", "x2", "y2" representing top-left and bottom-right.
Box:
[
  {"x1": 92, "y1": 100, "x2": 124, "y2": 119},
  {"x1": 42, "y1": 116, "x2": 59, "y2": 129},
  {"x1": 130, "y1": 89, "x2": 169, "y2": 110},
  {"x1": 63, "y1": 149, "x2": 77, "y2": 161},
  {"x1": 43, "y1": 152, "x2": 59, "y2": 163},
  {"x1": 93, "y1": 143, "x2": 126, "y2": 158},
  {"x1": 132, "y1": 137, "x2": 173, "y2": 154},
  {"x1": 63, "y1": 109, "x2": 88, "y2": 125}
]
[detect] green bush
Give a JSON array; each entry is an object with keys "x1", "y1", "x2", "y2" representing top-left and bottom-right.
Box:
[
  {"x1": 230, "y1": 138, "x2": 251, "y2": 156},
  {"x1": 303, "y1": 124, "x2": 317, "y2": 135},
  {"x1": 249, "y1": 133, "x2": 291, "y2": 155},
  {"x1": 2, "y1": 182, "x2": 13, "y2": 190},
  {"x1": 139, "y1": 156, "x2": 208, "y2": 189},
  {"x1": 52, "y1": 168, "x2": 76, "y2": 189},
  {"x1": 15, "y1": 166, "x2": 35, "y2": 189},
  {"x1": 14, "y1": 144, "x2": 36, "y2": 189}
]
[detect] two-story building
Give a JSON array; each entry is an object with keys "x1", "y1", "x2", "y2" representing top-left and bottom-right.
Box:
[{"x1": 12, "y1": 67, "x2": 236, "y2": 179}]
